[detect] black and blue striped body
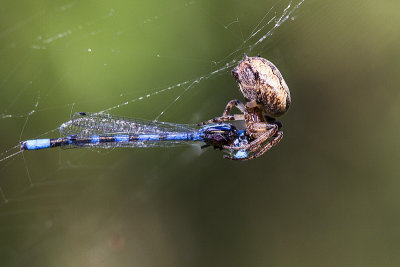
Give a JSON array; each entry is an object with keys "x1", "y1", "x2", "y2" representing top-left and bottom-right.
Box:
[
  {"x1": 20, "y1": 113, "x2": 248, "y2": 159},
  {"x1": 21, "y1": 133, "x2": 204, "y2": 150},
  {"x1": 21, "y1": 124, "x2": 241, "y2": 150}
]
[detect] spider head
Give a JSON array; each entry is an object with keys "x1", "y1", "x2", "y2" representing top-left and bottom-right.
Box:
[{"x1": 232, "y1": 54, "x2": 291, "y2": 117}]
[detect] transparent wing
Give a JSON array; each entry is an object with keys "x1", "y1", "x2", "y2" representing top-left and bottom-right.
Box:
[
  {"x1": 61, "y1": 140, "x2": 199, "y2": 150},
  {"x1": 59, "y1": 112, "x2": 198, "y2": 137}
]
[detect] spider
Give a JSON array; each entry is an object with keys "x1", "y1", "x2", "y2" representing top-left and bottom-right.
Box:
[{"x1": 199, "y1": 54, "x2": 291, "y2": 160}]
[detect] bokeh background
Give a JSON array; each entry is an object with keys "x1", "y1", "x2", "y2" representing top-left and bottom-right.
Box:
[{"x1": 1, "y1": 0, "x2": 400, "y2": 266}]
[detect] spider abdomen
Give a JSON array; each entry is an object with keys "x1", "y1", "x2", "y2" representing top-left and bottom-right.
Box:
[{"x1": 232, "y1": 55, "x2": 291, "y2": 118}]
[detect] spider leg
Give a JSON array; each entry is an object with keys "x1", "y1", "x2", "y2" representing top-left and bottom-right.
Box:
[
  {"x1": 224, "y1": 131, "x2": 283, "y2": 161},
  {"x1": 248, "y1": 131, "x2": 283, "y2": 159},
  {"x1": 198, "y1": 114, "x2": 245, "y2": 126},
  {"x1": 223, "y1": 123, "x2": 278, "y2": 151},
  {"x1": 199, "y1": 99, "x2": 246, "y2": 126},
  {"x1": 222, "y1": 99, "x2": 246, "y2": 116}
]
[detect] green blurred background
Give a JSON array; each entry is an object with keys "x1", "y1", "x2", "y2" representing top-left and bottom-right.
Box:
[{"x1": 1, "y1": 0, "x2": 400, "y2": 266}]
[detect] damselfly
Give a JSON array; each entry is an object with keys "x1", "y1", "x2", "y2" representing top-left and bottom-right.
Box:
[{"x1": 20, "y1": 112, "x2": 249, "y2": 159}]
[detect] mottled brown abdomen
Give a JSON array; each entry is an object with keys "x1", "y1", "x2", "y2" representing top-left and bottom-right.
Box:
[{"x1": 232, "y1": 55, "x2": 290, "y2": 118}]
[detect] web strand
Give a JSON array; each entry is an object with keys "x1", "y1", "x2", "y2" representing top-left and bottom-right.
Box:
[{"x1": 0, "y1": 0, "x2": 306, "y2": 202}]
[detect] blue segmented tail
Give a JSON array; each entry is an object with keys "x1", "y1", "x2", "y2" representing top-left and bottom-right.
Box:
[{"x1": 20, "y1": 112, "x2": 249, "y2": 159}]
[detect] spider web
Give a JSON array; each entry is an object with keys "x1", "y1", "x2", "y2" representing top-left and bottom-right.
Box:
[{"x1": 0, "y1": 0, "x2": 304, "y2": 204}]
